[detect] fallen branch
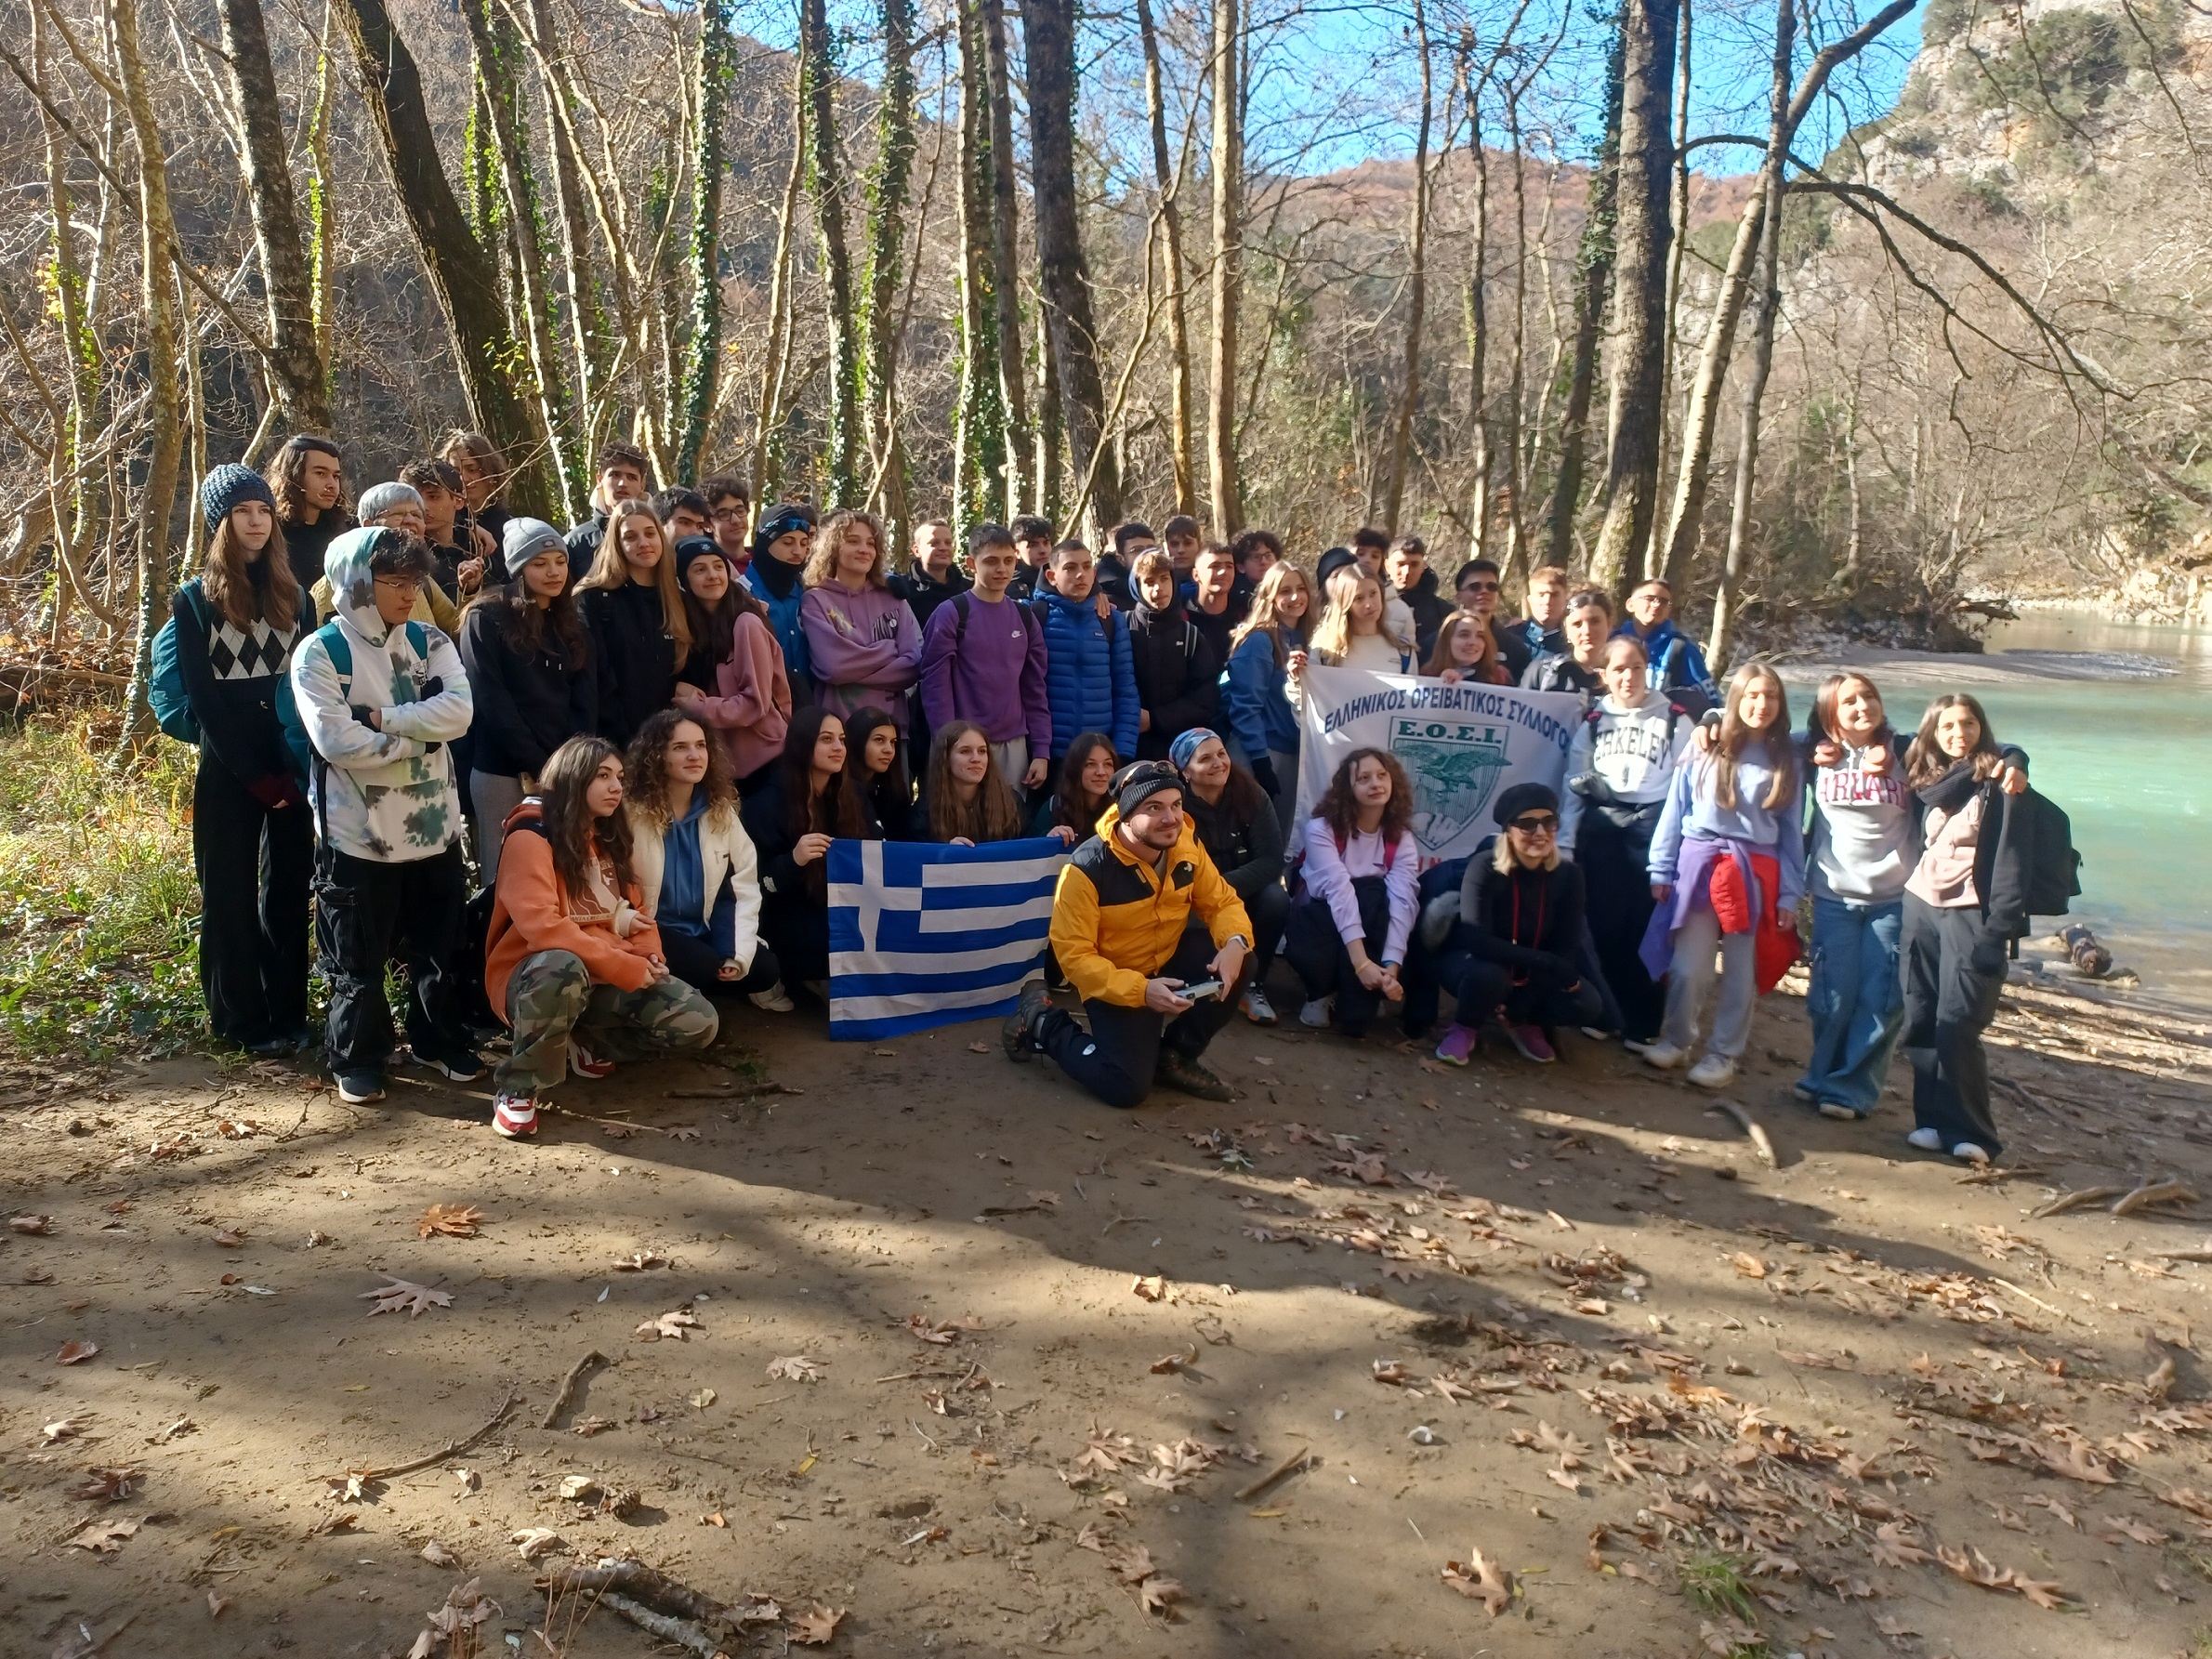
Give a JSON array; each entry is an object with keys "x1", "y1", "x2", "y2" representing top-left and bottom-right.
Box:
[
  {"x1": 1708, "y1": 1099, "x2": 1777, "y2": 1168},
  {"x1": 1989, "y1": 1277, "x2": 2071, "y2": 1323},
  {"x1": 2151, "y1": 1244, "x2": 2212, "y2": 1262},
  {"x1": 2113, "y1": 1179, "x2": 2200, "y2": 1217},
  {"x1": 540, "y1": 1560, "x2": 747, "y2": 1628},
  {"x1": 599, "y1": 1590, "x2": 722, "y2": 1658},
  {"x1": 541, "y1": 1351, "x2": 609, "y2": 1429},
  {"x1": 1233, "y1": 1442, "x2": 1313, "y2": 1503},
  {"x1": 2031, "y1": 1186, "x2": 2126, "y2": 1218},
  {"x1": 321, "y1": 1392, "x2": 518, "y2": 1488}
]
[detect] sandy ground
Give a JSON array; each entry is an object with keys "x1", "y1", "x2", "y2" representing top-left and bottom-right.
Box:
[{"x1": 5, "y1": 962, "x2": 2211, "y2": 1659}]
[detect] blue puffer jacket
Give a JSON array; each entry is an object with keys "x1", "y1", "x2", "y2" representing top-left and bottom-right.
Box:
[
  {"x1": 1224, "y1": 626, "x2": 1300, "y2": 761},
  {"x1": 744, "y1": 561, "x2": 810, "y2": 687},
  {"x1": 1037, "y1": 589, "x2": 1139, "y2": 759}
]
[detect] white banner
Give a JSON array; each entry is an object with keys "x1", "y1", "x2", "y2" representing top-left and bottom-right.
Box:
[{"x1": 1293, "y1": 665, "x2": 1584, "y2": 865}]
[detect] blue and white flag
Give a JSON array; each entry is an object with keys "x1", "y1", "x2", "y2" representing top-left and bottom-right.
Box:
[{"x1": 825, "y1": 836, "x2": 1069, "y2": 1041}]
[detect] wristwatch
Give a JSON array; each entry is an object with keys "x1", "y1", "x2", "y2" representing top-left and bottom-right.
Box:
[{"x1": 1224, "y1": 934, "x2": 1251, "y2": 952}]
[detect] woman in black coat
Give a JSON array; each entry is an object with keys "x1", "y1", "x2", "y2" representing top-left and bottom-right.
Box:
[
  {"x1": 459, "y1": 518, "x2": 597, "y2": 879},
  {"x1": 1128, "y1": 551, "x2": 1219, "y2": 760},
  {"x1": 740, "y1": 707, "x2": 879, "y2": 999},
  {"x1": 1172, "y1": 728, "x2": 1287, "y2": 1025},
  {"x1": 576, "y1": 499, "x2": 689, "y2": 747}
]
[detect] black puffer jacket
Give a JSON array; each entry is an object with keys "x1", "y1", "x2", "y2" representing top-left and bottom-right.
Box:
[
  {"x1": 1127, "y1": 601, "x2": 1218, "y2": 760},
  {"x1": 459, "y1": 599, "x2": 597, "y2": 777},
  {"x1": 579, "y1": 579, "x2": 678, "y2": 748}
]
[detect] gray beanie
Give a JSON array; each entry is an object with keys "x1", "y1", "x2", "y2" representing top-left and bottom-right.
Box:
[
  {"x1": 198, "y1": 463, "x2": 275, "y2": 536},
  {"x1": 501, "y1": 516, "x2": 567, "y2": 578},
  {"x1": 356, "y1": 481, "x2": 424, "y2": 524}
]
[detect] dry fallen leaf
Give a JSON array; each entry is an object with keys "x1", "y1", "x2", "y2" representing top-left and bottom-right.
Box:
[
  {"x1": 420, "y1": 1540, "x2": 459, "y2": 1568},
  {"x1": 67, "y1": 1517, "x2": 140, "y2": 1553},
  {"x1": 55, "y1": 1338, "x2": 99, "y2": 1365},
  {"x1": 1111, "y1": 1545, "x2": 1157, "y2": 1583},
  {"x1": 509, "y1": 1527, "x2": 567, "y2": 1560},
  {"x1": 416, "y1": 1203, "x2": 482, "y2": 1239},
  {"x1": 361, "y1": 1278, "x2": 453, "y2": 1318},
  {"x1": 41, "y1": 1415, "x2": 85, "y2": 1444},
  {"x1": 599, "y1": 1122, "x2": 641, "y2": 1139},
  {"x1": 211, "y1": 1230, "x2": 244, "y2": 1248},
  {"x1": 635, "y1": 1308, "x2": 702, "y2": 1341},
  {"x1": 1442, "y1": 1547, "x2": 1513, "y2": 1614},
  {"x1": 1150, "y1": 1344, "x2": 1199, "y2": 1376},
  {"x1": 1731, "y1": 1253, "x2": 1768, "y2": 1280},
  {"x1": 1132, "y1": 1274, "x2": 1168, "y2": 1302},
  {"x1": 789, "y1": 1603, "x2": 847, "y2": 1645},
  {"x1": 1870, "y1": 1522, "x2": 1933, "y2": 1568},
  {"x1": 1138, "y1": 1575, "x2": 1187, "y2": 1616},
  {"x1": 71, "y1": 1467, "x2": 138, "y2": 1503},
  {"x1": 8, "y1": 1214, "x2": 53, "y2": 1234},
  {"x1": 612, "y1": 1250, "x2": 669, "y2": 1271},
  {"x1": 206, "y1": 1589, "x2": 230, "y2": 1618},
  {"x1": 767, "y1": 1354, "x2": 823, "y2": 1382}
]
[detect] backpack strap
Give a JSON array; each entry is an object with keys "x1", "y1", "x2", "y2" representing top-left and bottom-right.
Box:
[{"x1": 1182, "y1": 621, "x2": 1199, "y2": 662}]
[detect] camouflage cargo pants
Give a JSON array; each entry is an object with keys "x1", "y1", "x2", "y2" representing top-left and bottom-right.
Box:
[{"x1": 496, "y1": 948, "x2": 719, "y2": 1096}]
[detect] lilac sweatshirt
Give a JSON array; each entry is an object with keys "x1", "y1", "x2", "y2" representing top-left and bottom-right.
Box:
[
  {"x1": 802, "y1": 578, "x2": 922, "y2": 731},
  {"x1": 918, "y1": 590, "x2": 1051, "y2": 752},
  {"x1": 1300, "y1": 818, "x2": 1421, "y2": 966}
]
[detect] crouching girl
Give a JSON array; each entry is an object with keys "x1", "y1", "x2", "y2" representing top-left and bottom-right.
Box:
[{"x1": 483, "y1": 736, "x2": 719, "y2": 1138}]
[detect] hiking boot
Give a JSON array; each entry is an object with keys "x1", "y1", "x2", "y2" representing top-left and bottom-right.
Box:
[
  {"x1": 1508, "y1": 1024, "x2": 1558, "y2": 1064},
  {"x1": 418, "y1": 1047, "x2": 487, "y2": 1084},
  {"x1": 1155, "y1": 1048, "x2": 1235, "y2": 1103},
  {"x1": 336, "y1": 1070, "x2": 386, "y2": 1105},
  {"x1": 493, "y1": 1094, "x2": 539, "y2": 1139},
  {"x1": 1242, "y1": 986, "x2": 1278, "y2": 1025},
  {"x1": 1432, "y1": 1024, "x2": 1477, "y2": 1066},
  {"x1": 1002, "y1": 979, "x2": 1049, "y2": 1063},
  {"x1": 569, "y1": 1043, "x2": 614, "y2": 1081},
  {"x1": 747, "y1": 981, "x2": 797, "y2": 1013}
]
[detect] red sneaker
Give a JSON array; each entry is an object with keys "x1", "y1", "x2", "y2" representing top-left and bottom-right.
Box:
[
  {"x1": 569, "y1": 1042, "x2": 614, "y2": 1081},
  {"x1": 492, "y1": 1094, "x2": 539, "y2": 1139},
  {"x1": 1507, "y1": 1024, "x2": 1557, "y2": 1063}
]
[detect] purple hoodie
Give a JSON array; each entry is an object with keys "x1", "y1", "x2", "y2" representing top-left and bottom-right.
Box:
[
  {"x1": 801, "y1": 578, "x2": 922, "y2": 731},
  {"x1": 918, "y1": 589, "x2": 1051, "y2": 752}
]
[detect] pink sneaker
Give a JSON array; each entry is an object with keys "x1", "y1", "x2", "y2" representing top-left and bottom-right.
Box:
[
  {"x1": 1433, "y1": 1024, "x2": 1477, "y2": 1066},
  {"x1": 492, "y1": 1094, "x2": 539, "y2": 1139},
  {"x1": 569, "y1": 1042, "x2": 614, "y2": 1080},
  {"x1": 1508, "y1": 1024, "x2": 1557, "y2": 1063}
]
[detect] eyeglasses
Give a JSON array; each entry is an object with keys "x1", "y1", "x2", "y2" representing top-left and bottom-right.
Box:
[
  {"x1": 374, "y1": 575, "x2": 423, "y2": 595},
  {"x1": 1509, "y1": 813, "x2": 1560, "y2": 834},
  {"x1": 710, "y1": 507, "x2": 746, "y2": 525}
]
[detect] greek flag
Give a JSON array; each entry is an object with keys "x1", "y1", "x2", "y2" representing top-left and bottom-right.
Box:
[{"x1": 825, "y1": 836, "x2": 1069, "y2": 1041}]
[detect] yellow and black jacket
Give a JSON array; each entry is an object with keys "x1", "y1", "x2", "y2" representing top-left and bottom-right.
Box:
[{"x1": 1049, "y1": 806, "x2": 1254, "y2": 1008}]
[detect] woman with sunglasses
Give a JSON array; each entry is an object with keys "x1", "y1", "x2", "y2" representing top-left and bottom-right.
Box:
[{"x1": 1431, "y1": 784, "x2": 1602, "y2": 1065}]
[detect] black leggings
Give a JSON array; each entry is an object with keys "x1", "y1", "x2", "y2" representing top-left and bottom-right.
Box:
[
  {"x1": 1285, "y1": 876, "x2": 1394, "y2": 1036},
  {"x1": 1579, "y1": 802, "x2": 1666, "y2": 1042},
  {"x1": 194, "y1": 758, "x2": 312, "y2": 1045},
  {"x1": 1448, "y1": 957, "x2": 1604, "y2": 1033},
  {"x1": 660, "y1": 927, "x2": 782, "y2": 1000},
  {"x1": 1900, "y1": 894, "x2": 2006, "y2": 1156}
]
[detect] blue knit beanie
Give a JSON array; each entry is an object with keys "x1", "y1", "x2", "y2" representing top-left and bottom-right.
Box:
[
  {"x1": 199, "y1": 463, "x2": 276, "y2": 536},
  {"x1": 1168, "y1": 727, "x2": 1220, "y2": 772}
]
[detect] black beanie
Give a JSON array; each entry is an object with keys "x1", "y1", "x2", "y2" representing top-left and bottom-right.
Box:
[
  {"x1": 751, "y1": 504, "x2": 816, "y2": 564},
  {"x1": 1493, "y1": 782, "x2": 1560, "y2": 827},
  {"x1": 674, "y1": 535, "x2": 730, "y2": 594},
  {"x1": 1111, "y1": 759, "x2": 1183, "y2": 820}
]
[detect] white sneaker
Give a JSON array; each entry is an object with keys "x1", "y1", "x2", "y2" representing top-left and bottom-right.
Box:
[
  {"x1": 1243, "y1": 986, "x2": 1278, "y2": 1025},
  {"x1": 748, "y1": 981, "x2": 797, "y2": 1013},
  {"x1": 1905, "y1": 1127, "x2": 1942, "y2": 1152},
  {"x1": 1952, "y1": 1142, "x2": 1991, "y2": 1165},
  {"x1": 1686, "y1": 1054, "x2": 1736, "y2": 1089},
  {"x1": 1298, "y1": 996, "x2": 1335, "y2": 1029},
  {"x1": 1640, "y1": 1040, "x2": 1688, "y2": 1071}
]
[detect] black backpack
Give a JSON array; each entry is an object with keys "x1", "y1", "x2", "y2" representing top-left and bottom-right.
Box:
[{"x1": 2017, "y1": 788, "x2": 2083, "y2": 919}]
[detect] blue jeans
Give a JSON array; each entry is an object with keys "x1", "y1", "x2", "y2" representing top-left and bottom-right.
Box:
[{"x1": 1799, "y1": 897, "x2": 1904, "y2": 1114}]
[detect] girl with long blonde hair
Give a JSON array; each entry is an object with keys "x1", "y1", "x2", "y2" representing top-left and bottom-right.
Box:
[{"x1": 577, "y1": 498, "x2": 691, "y2": 746}]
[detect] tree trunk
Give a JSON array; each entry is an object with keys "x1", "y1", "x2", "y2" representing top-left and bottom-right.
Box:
[
  {"x1": 677, "y1": 0, "x2": 733, "y2": 484},
  {"x1": 335, "y1": 0, "x2": 555, "y2": 520},
  {"x1": 1463, "y1": 99, "x2": 1492, "y2": 558},
  {"x1": 954, "y1": 0, "x2": 1007, "y2": 529},
  {"x1": 861, "y1": 0, "x2": 917, "y2": 540},
  {"x1": 801, "y1": 0, "x2": 862, "y2": 504},
  {"x1": 461, "y1": 0, "x2": 577, "y2": 510},
  {"x1": 1705, "y1": 152, "x2": 1782, "y2": 665},
  {"x1": 1205, "y1": 0, "x2": 1242, "y2": 536},
  {"x1": 1021, "y1": 0, "x2": 1122, "y2": 535},
  {"x1": 304, "y1": 0, "x2": 338, "y2": 428},
  {"x1": 1643, "y1": 0, "x2": 1692, "y2": 575},
  {"x1": 1138, "y1": 0, "x2": 1196, "y2": 519},
  {"x1": 754, "y1": 44, "x2": 808, "y2": 507},
  {"x1": 1543, "y1": 21, "x2": 1624, "y2": 568},
  {"x1": 216, "y1": 0, "x2": 331, "y2": 434},
  {"x1": 110, "y1": 0, "x2": 186, "y2": 744},
  {"x1": 1034, "y1": 304, "x2": 1063, "y2": 519},
  {"x1": 981, "y1": 0, "x2": 1029, "y2": 516},
  {"x1": 1588, "y1": 0, "x2": 1677, "y2": 591},
  {"x1": 32, "y1": 4, "x2": 100, "y2": 556},
  {"x1": 1381, "y1": 0, "x2": 1434, "y2": 535},
  {"x1": 520, "y1": 0, "x2": 601, "y2": 487},
  {"x1": 1501, "y1": 86, "x2": 1531, "y2": 573}
]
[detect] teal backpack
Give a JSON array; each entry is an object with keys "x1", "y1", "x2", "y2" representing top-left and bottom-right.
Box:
[
  {"x1": 148, "y1": 580, "x2": 211, "y2": 744},
  {"x1": 276, "y1": 618, "x2": 429, "y2": 786}
]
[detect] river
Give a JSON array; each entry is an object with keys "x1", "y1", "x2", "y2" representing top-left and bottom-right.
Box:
[{"x1": 1784, "y1": 610, "x2": 2212, "y2": 1010}]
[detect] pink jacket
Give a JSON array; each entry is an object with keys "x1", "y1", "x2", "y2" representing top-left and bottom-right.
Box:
[
  {"x1": 678, "y1": 611, "x2": 792, "y2": 780},
  {"x1": 801, "y1": 579, "x2": 922, "y2": 731}
]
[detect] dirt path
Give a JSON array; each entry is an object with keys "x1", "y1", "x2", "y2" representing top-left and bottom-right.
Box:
[{"x1": 6, "y1": 969, "x2": 2210, "y2": 1659}]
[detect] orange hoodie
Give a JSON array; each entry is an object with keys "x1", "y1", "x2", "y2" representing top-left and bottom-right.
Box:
[{"x1": 485, "y1": 800, "x2": 665, "y2": 1020}]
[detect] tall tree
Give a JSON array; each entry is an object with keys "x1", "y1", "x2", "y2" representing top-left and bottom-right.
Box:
[
  {"x1": 519, "y1": 0, "x2": 603, "y2": 485},
  {"x1": 861, "y1": 0, "x2": 918, "y2": 543},
  {"x1": 1544, "y1": 18, "x2": 1626, "y2": 567},
  {"x1": 215, "y1": 0, "x2": 331, "y2": 434},
  {"x1": 981, "y1": 0, "x2": 1031, "y2": 515},
  {"x1": 801, "y1": 0, "x2": 862, "y2": 504},
  {"x1": 678, "y1": 0, "x2": 735, "y2": 483},
  {"x1": 334, "y1": 0, "x2": 555, "y2": 518},
  {"x1": 754, "y1": 43, "x2": 809, "y2": 507},
  {"x1": 1205, "y1": 0, "x2": 1243, "y2": 535},
  {"x1": 1381, "y1": 0, "x2": 1436, "y2": 535},
  {"x1": 1136, "y1": 0, "x2": 1197, "y2": 518},
  {"x1": 1588, "y1": 0, "x2": 1677, "y2": 589},
  {"x1": 1021, "y1": 0, "x2": 1123, "y2": 533},
  {"x1": 954, "y1": 0, "x2": 1009, "y2": 528},
  {"x1": 1705, "y1": 123, "x2": 1784, "y2": 662}
]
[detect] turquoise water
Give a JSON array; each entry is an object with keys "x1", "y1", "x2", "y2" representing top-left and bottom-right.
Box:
[{"x1": 1785, "y1": 612, "x2": 2212, "y2": 1007}]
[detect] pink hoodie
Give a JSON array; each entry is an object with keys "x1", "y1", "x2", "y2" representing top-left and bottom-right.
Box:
[{"x1": 678, "y1": 611, "x2": 792, "y2": 780}]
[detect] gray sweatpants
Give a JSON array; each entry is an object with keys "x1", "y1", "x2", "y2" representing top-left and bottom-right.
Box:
[
  {"x1": 470, "y1": 770, "x2": 528, "y2": 883},
  {"x1": 1661, "y1": 904, "x2": 1758, "y2": 1059},
  {"x1": 990, "y1": 738, "x2": 1031, "y2": 795}
]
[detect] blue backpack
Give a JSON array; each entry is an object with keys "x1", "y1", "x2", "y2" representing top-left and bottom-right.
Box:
[
  {"x1": 149, "y1": 581, "x2": 211, "y2": 744},
  {"x1": 276, "y1": 618, "x2": 428, "y2": 785}
]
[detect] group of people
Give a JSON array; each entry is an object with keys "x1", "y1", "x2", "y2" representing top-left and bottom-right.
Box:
[{"x1": 165, "y1": 432, "x2": 2048, "y2": 1165}]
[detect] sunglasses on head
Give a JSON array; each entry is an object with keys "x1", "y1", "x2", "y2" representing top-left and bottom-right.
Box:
[{"x1": 1509, "y1": 812, "x2": 1560, "y2": 834}]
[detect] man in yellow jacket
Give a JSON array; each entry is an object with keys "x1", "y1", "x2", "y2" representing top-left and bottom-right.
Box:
[{"x1": 1004, "y1": 759, "x2": 1253, "y2": 1106}]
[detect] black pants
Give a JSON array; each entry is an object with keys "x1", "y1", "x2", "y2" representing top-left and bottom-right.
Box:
[
  {"x1": 760, "y1": 894, "x2": 831, "y2": 984},
  {"x1": 194, "y1": 758, "x2": 313, "y2": 1046},
  {"x1": 1285, "y1": 876, "x2": 1394, "y2": 1036},
  {"x1": 1448, "y1": 957, "x2": 1605, "y2": 1033},
  {"x1": 1234, "y1": 879, "x2": 1289, "y2": 980},
  {"x1": 1038, "y1": 928, "x2": 1249, "y2": 1109},
  {"x1": 1900, "y1": 894, "x2": 2006, "y2": 1155},
  {"x1": 661, "y1": 927, "x2": 782, "y2": 1000},
  {"x1": 315, "y1": 842, "x2": 470, "y2": 1073},
  {"x1": 1580, "y1": 803, "x2": 1666, "y2": 1042}
]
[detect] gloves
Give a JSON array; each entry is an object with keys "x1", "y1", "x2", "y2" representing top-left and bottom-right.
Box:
[
  {"x1": 1249, "y1": 757, "x2": 1281, "y2": 797},
  {"x1": 1969, "y1": 937, "x2": 2008, "y2": 977},
  {"x1": 248, "y1": 774, "x2": 304, "y2": 810}
]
